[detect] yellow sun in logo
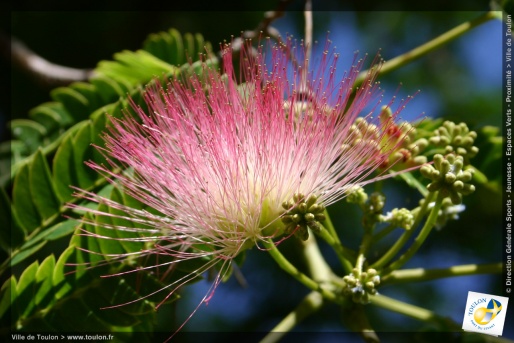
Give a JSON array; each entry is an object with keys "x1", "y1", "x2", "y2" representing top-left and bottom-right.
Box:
[{"x1": 474, "y1": 299, "x2": 502, "y2": 325}]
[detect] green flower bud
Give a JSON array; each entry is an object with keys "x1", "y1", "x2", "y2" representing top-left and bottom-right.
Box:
[
  {"x1": 304, "y1": 213, "x2": 316, "y2": 222},
  {"x1": 343, "y1": 268, "x2": 382, "y2": 304},
  {"x1": 429, "y1": 121, "x2": 479, "y2": 162},
  {"x1": 280, "y1": 193, "x2": 326, "y2": 241},
  {"x1": 346, "y1": 186, "x2": 368, "y2": 205},
  {"x1": 420, "y1": 154, "x2": 475, "y2": 204},
  {"x1": 369, "y1": 192, "x2": 385, "y2": 213},
  {"x1": 385, "y1": 208, "x2": 414, "y2": 230}
]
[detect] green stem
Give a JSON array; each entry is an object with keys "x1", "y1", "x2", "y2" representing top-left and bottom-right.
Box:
[
  {"x1": 317, "y1": 210, "x2": 356, "y2": 274},
  {"x1": 316, "y1": 224, "x2": 355, "y2": 273},
  {"x1": 370, "y1": 294, "x2": 459, "y2": 329},
  {"x1": 371, "y1": 191, "x2": 436, "y2": 270},
  {"x1": 299, "y1": 232, "x2": 334, "y2": 282},
  {"x1": 382, "y1": 263, "x2": 502, "y2": 284},
  {"x1": 372, "y1": 224, "x2": 397, "y2": 243},
  {"x1": 340, "y1": 303, "x2": 379, "y2": 343},
  {"x1": 260, "y1": 232, "x2": 344, "y2": 342},
  {"x1": 355, "y1": 11, "x2": 499, "y2": 87},
  {"x1": 322, "y1": 208, "x2": 339, "y2": 242},
  {"x1": 381, "y1": 192, "x2": 444, "y2": 275},
  {"x1": 355, "y1": 225, "x2": 375, "y2": 273},
  {"x1": 262, "y1": 239, "x2": 342, "y2": 304},
  {"x1": 260, "y1": 291, "x2": 324, "y2": 343}
]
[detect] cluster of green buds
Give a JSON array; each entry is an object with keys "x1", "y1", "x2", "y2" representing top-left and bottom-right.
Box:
[
  {"x1": 341, "y1": 106, "x2": 428, "y2": 171},
  {"x1": 346, "y1": 187, "x2": 386, "y2": 228},
  {"x1": 429, "y1": 121, "x2": 478, "y2": 163},
  {"x1": 342, "y1": 268, "x2": 380, "y2": 304},
  {"x1": 362, "y1": 192, "x2": 386, "y2": 228},
  {"x1": 346, "y1": 185, "x2": 369, "y2": 206},
  {"x1": 366, "y1": 192, "x2": 386, "y2": 214},
  {"x1": 381, "y1": 208, "x2": 415, "y2": 230},
  {"x1": 420, "y1": 154, "x2": 475, "y2": 204},
  {"x1": 281, "y1": 193, "x2": 326, "y2": 241}
]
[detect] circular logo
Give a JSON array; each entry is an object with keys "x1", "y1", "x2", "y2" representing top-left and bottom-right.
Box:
[{"x1": 473, "y1": 299, "x2": 502, "y2": 325}]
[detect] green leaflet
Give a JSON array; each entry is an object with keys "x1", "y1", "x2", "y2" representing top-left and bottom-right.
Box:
[
  {"x1": 29, "y1": 149, "x2": 61, "y2": 221},
  {"x1": 0, "y1": 277, "x2": 16, "y2": 323},
  {"x1": 10, "y1": 220, "x2": 79, "y2": 267},
  {"x1": 9, "y1": 241, "x2": 47, "y2": 269},
  {"x1": 34, "y1": 255, "x2": 56, "y2": 309},
  {"x1": 12, "y1": 147, "x2": 63, "y2": 234},
  {"x1": 143, "y1": 28, "x2": 212, "y2": 66},
  {"x1": 96, "y1": 50, "x2": 177, "y2": 86},
  {"x1": 94, "y1": 201, "x2": 127, "y2": 257},
  {"x1": 15, "y1": 260, "x2": 39, "y2": 319},
  {"x1": 29, "y1": 102, "x2": 73, "y2": 138},
  {"x1": 51, "y1": 133, "x2": 78, "y2": 203},
  {"x1": 50, "y1": 87, "x2": 91, "y2": 123},
  {"x1": 0, "y1": 187, "x2": 23, "y2": 250},
  {"x1": 12, "y1": 163, "x2": 41, "y2": 233},
  {"x1": 71, "y1": 123, "x2": 99, "y2": 189},
  {"x1": 10, "y1": 119, "x2": 46, "y2": 154},
  {"x1": 108, "y1": 187, "x2": 145, "y2": 254}
]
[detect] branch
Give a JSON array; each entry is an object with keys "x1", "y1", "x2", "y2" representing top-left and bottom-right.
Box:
[
  {"x1": 260, "y1": 291, "x2": 324, "y2": 343},
  {"x1": 354, "y1": 11, "x2": 499, "y2": 87},
  {"x1": 242, "y1": 0, "x2": 293, "y2": 41},
  {"x1": 262, "y1": 239, "x2": 342, "y2": 304},
  {"x1": 304, "y1": 0, "x2": 313, "y2": 61},
  {"x1": 382, "y1": 263, "x2": 502, "y2": 285},
  {"x1": 229, "y1": 0, "x2": 300, "y2": 71},
  {"x1": 2, "y1": 31, "x2": 94, "y2": 87},
  {"x1": 370, "y1": 294, "x2": 459, "y2": 329}
]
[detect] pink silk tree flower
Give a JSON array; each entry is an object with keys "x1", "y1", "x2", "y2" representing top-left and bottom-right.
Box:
[{"x1": 71, "y1": 38, "x2": 414, "y2": 316}]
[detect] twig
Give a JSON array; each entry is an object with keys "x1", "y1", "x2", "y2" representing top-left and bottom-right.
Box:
[
  {"x1": 230, "y1": 0, "x2": 300, "y2": 70},
  {"x1": 262, "y1": 239, "x2": 342, "y2": 304},
  {"x1": 260, "y1": 291, "x2": 324, "y2": 343},
  {"x1": 299, "y1": 0, "x2": 313, "y2": 95},
  {"x1": 353, "y1": 11, "x2": 499, "y2": 87},
  {"x1": 370, "y1": 294, "x2": 459, "y2": 329},
  {"x1": 242, "y1": 0, "x2": 293, "y2": 41},
  {"x1": 304, "y1": 0, "x2": 313, "y2": 62},
  {"x1": 2, "y1": 31, "x2": 94, "y2": 87},
  {"x1": 382, "y1": 263, "x2": 502, "y2": 284}
]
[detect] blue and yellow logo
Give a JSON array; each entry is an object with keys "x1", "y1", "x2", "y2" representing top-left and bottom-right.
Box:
[{"x1": 473, "y1": 299, "x2": 503, "y2": 325}]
